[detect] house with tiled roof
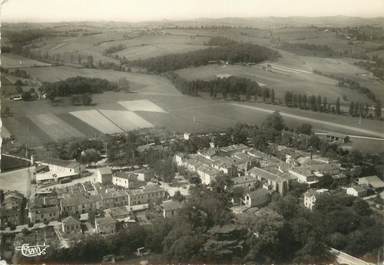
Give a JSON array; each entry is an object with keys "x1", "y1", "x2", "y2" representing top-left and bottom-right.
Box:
[
  {"x1": 162, "y1": 200, "x2": 183, "y2": 218},
  {"x1": 95, "y1": 167, "x2": 112, "y2": 184},
  {"x1": 95, "y1": 216, "x2": 116, "y2": 234},
  {"x1": 247, "y1": 167, "x2": 291, "y2": 195},
  {"x1": 358, "y1": 176, "x2": 384, "y2": 191},
  {"x1": 112, "y1": 171, "x2": 140, "y2": 189},
  {"x1": 347, "y1": 185, "x2": 369, "y2": 197},
  {"x1": 28, "y1": 192, "x2": 60, "y2": 223},
  {"x1": 128, "y1": 184, "x2": 166, "y2": 207},
  {"x1": 60, "y1": 193, "x2": 102, "y2": 216},
  {"x1": 62, "y1": 216, "x2": 81, "y2": 234},
  {"x1": 243, "y1": 189, "x2": 270, "y2": 208}
]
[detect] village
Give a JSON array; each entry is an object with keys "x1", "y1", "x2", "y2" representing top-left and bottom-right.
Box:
[{"x1": 1, "y1": 113, "x2": 383, "y2": 263}]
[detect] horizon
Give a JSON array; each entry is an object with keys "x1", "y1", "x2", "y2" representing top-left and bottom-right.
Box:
[{"x1": 1, "y1": 0, "x2": 384, "y2": 23}]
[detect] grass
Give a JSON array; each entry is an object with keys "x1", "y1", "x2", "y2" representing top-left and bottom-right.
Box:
[
  {"x1": 118, "y1": 99, "x2": 167, "y2": 113},
  {"x1": 99, "y1": 109, "x2": 153, "y2": 131},
  {"x1": 69, "y1": 109, "x2": 124, "y2": 134},
  {"x1": 27, "y1": 113, "x2": 85, "y2": 141}
]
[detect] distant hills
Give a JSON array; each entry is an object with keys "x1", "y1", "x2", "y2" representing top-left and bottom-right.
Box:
[{"x1": 3, "y1": 16, "x2": 384, "y2": 29}]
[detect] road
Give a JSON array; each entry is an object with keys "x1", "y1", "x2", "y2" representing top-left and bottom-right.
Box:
[
  {"x1": 331, "y1": 248, "x2": 375, "y2": 265},
  {"x1": 231, "y1": 103, "x2": 384, "y2": 139}
]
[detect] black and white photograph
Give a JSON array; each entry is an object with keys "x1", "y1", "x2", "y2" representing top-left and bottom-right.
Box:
[{"x1": 0, "y1": 0, "x2": 384, "y2": 264}]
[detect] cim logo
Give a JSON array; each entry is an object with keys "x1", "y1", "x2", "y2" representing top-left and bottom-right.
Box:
[{"x1": 15, "y1": 243, "x2": 49, "y2": 257}]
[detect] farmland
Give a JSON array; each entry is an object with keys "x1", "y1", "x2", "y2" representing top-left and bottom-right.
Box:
[
  {"x1": 175, "y1": 62, "x2": 371, "y2": 103},
  {"x1": 1, "y1": 20, "x2": 384, "y2": 154}
]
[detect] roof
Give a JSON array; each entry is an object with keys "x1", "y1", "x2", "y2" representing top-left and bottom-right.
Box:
[
  {"x1": 113, "y1": 171, "x2": 138, "y2": 180},
  {"x1": 304, "y1": 189, "x2": 329, "y2": 198},
  {"x1": 38, "y1": 158, "x2": 79, "y2": 169},
  {"x1": 108, "y1": 206, "x2": 131, "y2": 218},
  {"x1": 248, "y1": 167, "x2": 288, "y2": 182},
  {"x1": 95, "y1": 216, "x2": 116, "y2": 226},
  {"x1": 349, "y1": 185, "x2": 369, "y2": 193},
  {"x1": 162, "y1": 200, "x2": 183, "y2": 211},
  {"x1": 62, "y1": 216, "x2": 80, "y2": 225},
  {"x1": 358, "y1": 176, "x2": 384, "y2": 189},
  {"x1": 246, "y1": 189, "x2": 270, "y2": 206},
  {"x1": 98, "y1": 167, "x2": 112, "y2": 175}
]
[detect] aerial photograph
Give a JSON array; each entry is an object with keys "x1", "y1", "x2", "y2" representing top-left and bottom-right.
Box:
[{"x1": 0, "y1": 0, "x2": 383, "y2": 264}]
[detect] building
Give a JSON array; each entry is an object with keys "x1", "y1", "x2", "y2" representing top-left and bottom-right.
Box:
[
  {"x1": 60, "y1": 193, "x2": 102, "y2": 216},
  {"x1": 128, "y1": 184, "x2": 166, "y2": 207},
  {"x1": 35, "y1": 159, "x2": 80, "y2": 184},
  {"x1": 101, "y1": 189, "x2": 129, "y2": 209},
  {"x1": 358, "y1": 176, "x2": 384, "y2": 191},
  {"x1": 95, "y1": 216, "x2": 116, "y2": 234},
  {"x1": 288, "y1": 163, "x2": 340, "y2": 186},
  {"x1": 0, "y1": 191, "x2": 25, "y2": 227},
  {"x1": 183, "y1": 132, "x2": 191, "y2": 140},
  {"x1": 243, "y1": 189, "x2": 270, "y2": 208},
  {"x1": 162, "y1": 200, "x2": 183, "y2": 218},
  {"x1": 112, "y1": 172, "x2": 139, "y2": 189},
  {"x1": 61, "y1": 216, "x2": 81, "y2": 234},
  {"x1": 346, "y1": 185, "x2": 369, "y2": 197},
  {"x1": 248, "y1": 167, "x2": 291, "y2": 195},
  {"x1": 28, "y1": 193, "x2": 60, "y2": 224},
  {"x1": 304, "y1": 189, "x2": 329, "y2": 210},
  {"x1": 95, "y1": 167, "x2": 113, "y2": 184},
  {"x1": 105, "y1": 206, "x2": 133, "y2": 222},
  {"x1": 232, "y1": 175, "x2": 259, "y2": 190}
]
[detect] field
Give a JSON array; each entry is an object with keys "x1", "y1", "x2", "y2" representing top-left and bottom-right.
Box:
[
  {"x1": 1, "y1": 53, "x2": 51, "y2": 68},
  {"x1": 112, "y1": 34, "x2": 209, "y2": 60},
  {"x1": 2, "y1": 23, "x2": 384, "y2": 154},
  {"x1": 28, "y1": 113, "x2": 85, "y2": 141},
  {"x1": 0, "y1": 167, "x2": 32, "y2": 196},
  {"x1": 99, "y1": 109, "x2": 154, "y2": 130},
  {"x1": 70, "y1": 109, "x2": 124, "y2": 134},
  {"x1": 23, "y1": 66, "x2": 180, "y2": 95},
  {"x1": 118, "y1": 99, "x2": 167, "y2": 113},
  {"x1": 175, "y1": 62, "x2": 370, "y2": 103}
]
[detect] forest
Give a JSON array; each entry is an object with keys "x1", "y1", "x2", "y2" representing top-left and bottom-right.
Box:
[{"x1": 42, "y1": 76, "x2": 118, "y2": 100}]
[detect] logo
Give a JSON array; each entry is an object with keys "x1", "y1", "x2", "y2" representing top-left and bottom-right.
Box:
[{"x1": 15, "y1": 243, "x2": 49, "y2": 257}]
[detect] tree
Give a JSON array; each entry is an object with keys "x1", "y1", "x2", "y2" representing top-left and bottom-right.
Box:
[
  {"x1": 297, "y1": 123, "x2": 312, "y2": 135},
  {"x1": 262, "y1": 111, "x2": 285, "y2": 131},
  {"x1": 270, "y1": 89, "x2": 275, "y2": 103},
  {"x1": 79, "y1": 148, "x2": 100, "y2": 164},
  {"x1": 375, "y1": 100, "x2": 382, "y2": 119},
  {"x1": 349, "y1": 102, "x2": 355, "y2": 116},
  {"x1": 81, "y1": 94, "x2": 93, "y2": 105},
  {"x1": 336, "y1": 97, "x2": 341, "y2": 114}
]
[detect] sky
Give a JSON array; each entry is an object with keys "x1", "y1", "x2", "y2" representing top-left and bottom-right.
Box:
[{"x1": 1, "y1": 0, "x2": 384, "y2": 22}]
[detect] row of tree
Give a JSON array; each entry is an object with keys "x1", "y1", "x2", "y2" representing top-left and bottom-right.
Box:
[{"x1": 285, "y1": 91, "x2": 341, "y2": 114}]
